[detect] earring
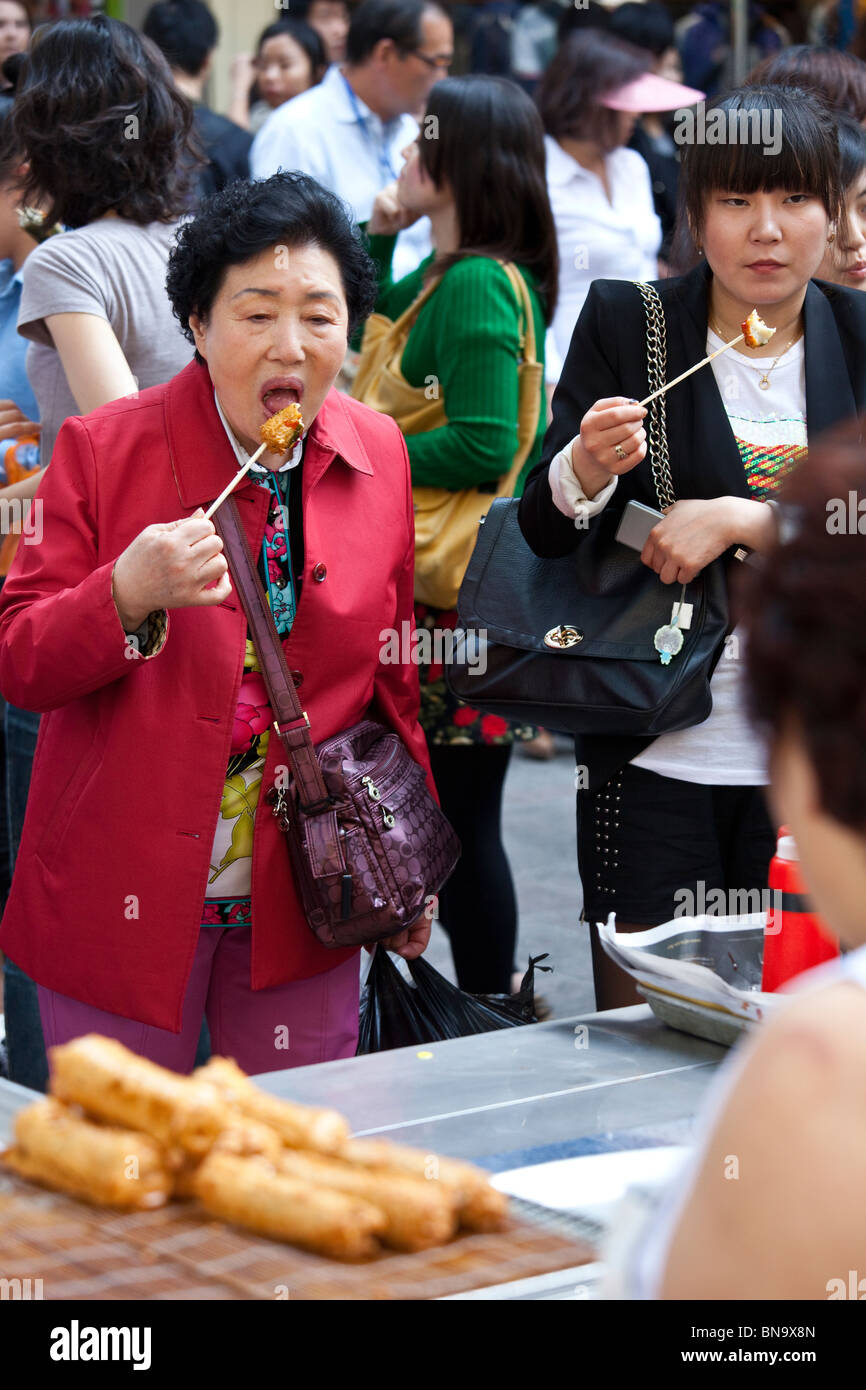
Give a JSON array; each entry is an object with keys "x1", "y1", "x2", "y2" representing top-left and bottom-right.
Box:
[{"x1": 827, "y1": 230, "x2": 836, "y2": 244}]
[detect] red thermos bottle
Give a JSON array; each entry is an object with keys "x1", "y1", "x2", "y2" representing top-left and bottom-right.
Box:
[{"x1": 761, "y1": 830, "x2": 839, "y2": 992}]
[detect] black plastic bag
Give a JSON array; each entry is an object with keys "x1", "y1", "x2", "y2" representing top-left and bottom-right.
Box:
[{"x1": 356, "y1": 950, "x2": 552, "y2": 1054}]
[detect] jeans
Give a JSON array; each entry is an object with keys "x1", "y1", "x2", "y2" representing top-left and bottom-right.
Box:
[{"x1": 3, "y1": 700, "x2": 46, "y2": 1091}]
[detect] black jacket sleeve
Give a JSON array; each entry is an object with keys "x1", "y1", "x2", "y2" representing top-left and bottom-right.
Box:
[{"x1": 518, "y1": 280, "x2": 634, "y2": 559}]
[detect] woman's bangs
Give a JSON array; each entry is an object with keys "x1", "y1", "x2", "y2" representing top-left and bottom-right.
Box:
[{"x1": 692, "y1": 125, "x2": 828, "y2": 200}]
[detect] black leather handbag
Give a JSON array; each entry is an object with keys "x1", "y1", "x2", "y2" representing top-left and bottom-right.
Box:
[{"x1": 446, "y1": 282, "x2": 730, "y2": 737}]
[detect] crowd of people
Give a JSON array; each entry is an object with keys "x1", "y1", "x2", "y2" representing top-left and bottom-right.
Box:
[{"x1": 0, "y1": 0, "x2": 865, "y2": 1299}]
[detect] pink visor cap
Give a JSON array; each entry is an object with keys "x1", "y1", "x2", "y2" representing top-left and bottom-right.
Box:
[{"x1": 600, "y1": 72, "x2": 704, "y2": 113}]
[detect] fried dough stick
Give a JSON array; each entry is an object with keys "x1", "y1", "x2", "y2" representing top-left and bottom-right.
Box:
[
  {"x1": 193, "y1": 1151, "x2": 385, "y2": 1260},
  {"x1": 1, "y1": 1098, "x2": 172, "y2": 1209},
  {"x1": 341, "y1": 1138, "x2": 509, "y2": 1233},
  {"x1": 172, "y1": 1117, "x2": 283, "y2": 1199},
  {"x1": 50, "y1": 1034, "x2": 230, "y2": 1157},
  {"x1": 194, "y1": 1056, "x2": 348, "y2": 1153},
  {"x1": 277, "y1": 1148, "x2": 458, "y2": 1251}
]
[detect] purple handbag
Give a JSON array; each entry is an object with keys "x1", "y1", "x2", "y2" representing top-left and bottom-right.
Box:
[{"x1": 211, "y1": 497, "x2": 460, "y2": 948}]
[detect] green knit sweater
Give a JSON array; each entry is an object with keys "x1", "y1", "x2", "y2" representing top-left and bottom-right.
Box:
[{"x1": 363, "y1": 232, "x2": 547, "y2": 492}]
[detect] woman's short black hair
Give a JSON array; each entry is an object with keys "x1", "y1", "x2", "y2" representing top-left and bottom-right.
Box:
[
  {"x1": 166, "y1": 171, "x2": 378, "y2": 361},
  {"x1": 256, "y1": 17, "x2": 327, "y2": 80},
  {"x1": 418, "y1": 75, "x2": 558, "y2": 322},
  {"x1": 837, "y1": 112, "x2": 866, "y2": 191},
  {"x1": 6, "y1": 13, "x2": 198, "y2": 228},
  {"x1": 537, "y1": 29, "x2": 649, "y2": 151},
  {"x1": 680, "y1": 85, "x2": 844, "y2": 242}
]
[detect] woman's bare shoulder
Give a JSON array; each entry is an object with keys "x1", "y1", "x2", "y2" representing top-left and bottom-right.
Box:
[{"x1": 660, "y1": 977, "x2": 866, "y2": 1299}]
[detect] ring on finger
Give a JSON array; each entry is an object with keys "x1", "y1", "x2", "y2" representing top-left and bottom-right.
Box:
[{"x1": 614, "y1": 443, "x2": 629, "y2": 461}]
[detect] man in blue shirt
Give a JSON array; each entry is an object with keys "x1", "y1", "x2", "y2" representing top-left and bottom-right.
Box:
[{"x1": 252, "y1": 0, "x2": 453, "y2": 281}]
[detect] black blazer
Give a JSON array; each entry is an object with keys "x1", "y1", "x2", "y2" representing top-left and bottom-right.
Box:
[{"x1": 518, "y1": 261, "x2": 866, "y2": 787}]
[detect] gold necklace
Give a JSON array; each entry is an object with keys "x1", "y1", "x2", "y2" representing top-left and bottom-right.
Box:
[{"x1": 709, "y1": 319, "x2": 802, "y2": 391}]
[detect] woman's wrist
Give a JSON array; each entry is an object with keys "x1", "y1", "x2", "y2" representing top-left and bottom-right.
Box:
[
  {"x1": 569, "y1": 437, "x2": 614, "y2": 500},
  {"x1": 722, "y1": 496, "x2": 778, "y2": 552},
  {"x1": 111, "y1": 561, "x2": 149, "y2": 633}
]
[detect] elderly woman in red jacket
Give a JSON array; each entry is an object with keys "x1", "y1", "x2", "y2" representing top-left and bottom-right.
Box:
[{"x1": 0, "y1": 172, "x2": 434, "y2": 1075}]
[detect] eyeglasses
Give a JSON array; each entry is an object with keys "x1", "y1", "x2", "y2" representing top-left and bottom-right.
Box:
[{"x1": 407, "y1": 49, "x2": 452, "y2": 72}]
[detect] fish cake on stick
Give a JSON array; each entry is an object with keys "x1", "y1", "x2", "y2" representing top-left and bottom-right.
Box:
[
  {"x1": 341, "y1": 1138, "x2": 509, "y2": 1233},
  {"x1": 50, "y1": 1034, "x2": 230, "y2": 1157},
  {"x1": 277, "y1": 1148, "x2": 458, "y2": 1251},
  {"x1": 193, "y1": 1151, "x2": 385, "y2": 1260},
  {"x1": 1, "y1": 1098, "x2": 172, "y2": 1209},
  {"x1": 194, "y1": 1056, "x2": 348, "y2": 1153}
]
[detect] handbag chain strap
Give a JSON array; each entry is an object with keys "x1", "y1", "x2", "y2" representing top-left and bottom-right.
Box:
[{"x1": 632, "y1": 281, "x2": 676, "y2": 510}]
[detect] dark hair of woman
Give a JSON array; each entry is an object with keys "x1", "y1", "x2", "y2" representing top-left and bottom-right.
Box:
[
  {"x1": 5, "y1": 13, "x2": 199, "y2": 229},
  {"x1": 418, "y1": 75, "x2": 558, "y2": 321},
  {"x1": 166, "y1": 170, "x2": 379, "y2": 363},
  {"x1": 608, "y1": 1, "x2": 674, "y2": 57},
  {"x1": 0, "y1": 91, "x2": 15, "y2": 182},
  {"x1": 256, "y1": 16, "x2": 327, "y2": 79},
  {"x1": 747, "y1": 44, "x2": 866, "y2": 123},
  {"x1": 739, "y1": 422, "x2": 866, "y2": 833},
  {"x1": 536, "y1": 29, "x2": 650, "y2": 152},
  {"x1": 680, "y1": 86, "x2": 844, "y2": 245},
  {"x1": 837, "y1": 111, "x2": 866, "y2": 191}
]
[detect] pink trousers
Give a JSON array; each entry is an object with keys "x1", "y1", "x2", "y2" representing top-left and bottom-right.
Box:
[{"x1": 38, "y1": 925, "x2": 360, "y2": 1076}]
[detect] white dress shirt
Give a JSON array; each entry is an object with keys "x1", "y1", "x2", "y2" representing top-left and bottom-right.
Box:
[
  {"x1": 250, "y1": 64, "x2": 431, "y2": 282},
  {"x1": 544, "y1": 135, "x2": 662, "y2": 384}
]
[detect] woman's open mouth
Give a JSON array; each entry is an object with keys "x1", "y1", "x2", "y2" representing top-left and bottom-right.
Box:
[{"x1": 261, "y1": 379, "x2": 303, "y2": 416}]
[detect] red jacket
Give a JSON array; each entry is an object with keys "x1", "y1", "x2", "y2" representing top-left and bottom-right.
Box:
[{"x1": 0, "y1": 359, "x2": 433, "y2": 1032}]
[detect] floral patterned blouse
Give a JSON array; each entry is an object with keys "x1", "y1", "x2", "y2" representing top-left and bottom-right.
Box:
[{"x1": 202, "y1": 407, "x2": 303, "y2": 927}]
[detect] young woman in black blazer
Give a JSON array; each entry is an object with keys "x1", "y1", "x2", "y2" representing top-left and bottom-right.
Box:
[{"x1": 519, "y1": 85, "x2": 866, "y2": 1009}]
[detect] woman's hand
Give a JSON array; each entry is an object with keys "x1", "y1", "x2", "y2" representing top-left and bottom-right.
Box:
[
  {"x1": 366, "y1": 916, "x2": 432, "y2": 960},
  {"x1": 0, "y1": 399, "x2": 40, "y2": 442},
  {"x1": 641, "y1": 497, "x2": 745, "y2": 585},
  {"x1": 111, "y1": 508, "x2": 231, "y2": 630},
  {"x1": 367, "y1": 181, "x2": 419, "y2": 237},
  {"x1": 571, "y1": 396, "x2": 647, "y2": 499},
  {"x1": 229, "y1": 52, "x2": 256, "y2": 93}
]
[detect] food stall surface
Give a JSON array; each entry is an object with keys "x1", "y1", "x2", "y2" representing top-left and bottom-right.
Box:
[
  {"x1": 253, "y1": 1004, "x2": 724, "y2": 1167},
  {"x1": 0, "y1": 1005, "x2": 726, "y2": 1300}
]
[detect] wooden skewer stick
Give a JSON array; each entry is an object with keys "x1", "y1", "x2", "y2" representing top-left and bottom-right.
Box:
[
  {"x1": 204, "y1": 441, "x2": 268, "y2": 519},
  {"x1": 639, "y1": 332, "x2": 746, "y2": 408}
]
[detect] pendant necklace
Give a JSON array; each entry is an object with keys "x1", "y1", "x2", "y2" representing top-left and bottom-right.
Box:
[{"x1": 710, "y1": 319, "x2": 802, "y2": 390}]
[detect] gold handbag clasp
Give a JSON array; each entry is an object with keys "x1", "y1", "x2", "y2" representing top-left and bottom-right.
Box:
[{"x1": 544, "y1": 625, "x2": 584, "y2": 649}]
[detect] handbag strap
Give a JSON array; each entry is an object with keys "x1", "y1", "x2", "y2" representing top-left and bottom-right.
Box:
[
  {"x1": 211, "y1": 496, "x2": 333, "y2": 814},
  {"x1": 632, "y1": 281, "x2": 676, "y2": 510},
  {"x1": 499, "y1": 261, "x2": 538, "y2": 367}
]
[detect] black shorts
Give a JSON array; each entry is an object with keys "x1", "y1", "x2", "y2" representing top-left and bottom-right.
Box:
[{"x1": 577, "y1": 763, "x2": 777, "y2": 927}]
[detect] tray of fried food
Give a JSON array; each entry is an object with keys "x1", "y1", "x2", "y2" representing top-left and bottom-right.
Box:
[
  {"x1": 1, "y1": 1096, "x2": 172, "y2": 1210},
  {"x1": 2, "y1": 1035, "x2": 509, "y2": 1261}
]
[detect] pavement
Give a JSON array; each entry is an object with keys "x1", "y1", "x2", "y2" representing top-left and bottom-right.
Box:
[{"x1": 424, "y1": 735, "x2": 596, "y2": 1018}]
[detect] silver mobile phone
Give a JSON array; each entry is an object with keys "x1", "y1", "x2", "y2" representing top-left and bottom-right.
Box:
[{"x1": 615, "y1": 499, "x2": 665, "y2": 551}]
